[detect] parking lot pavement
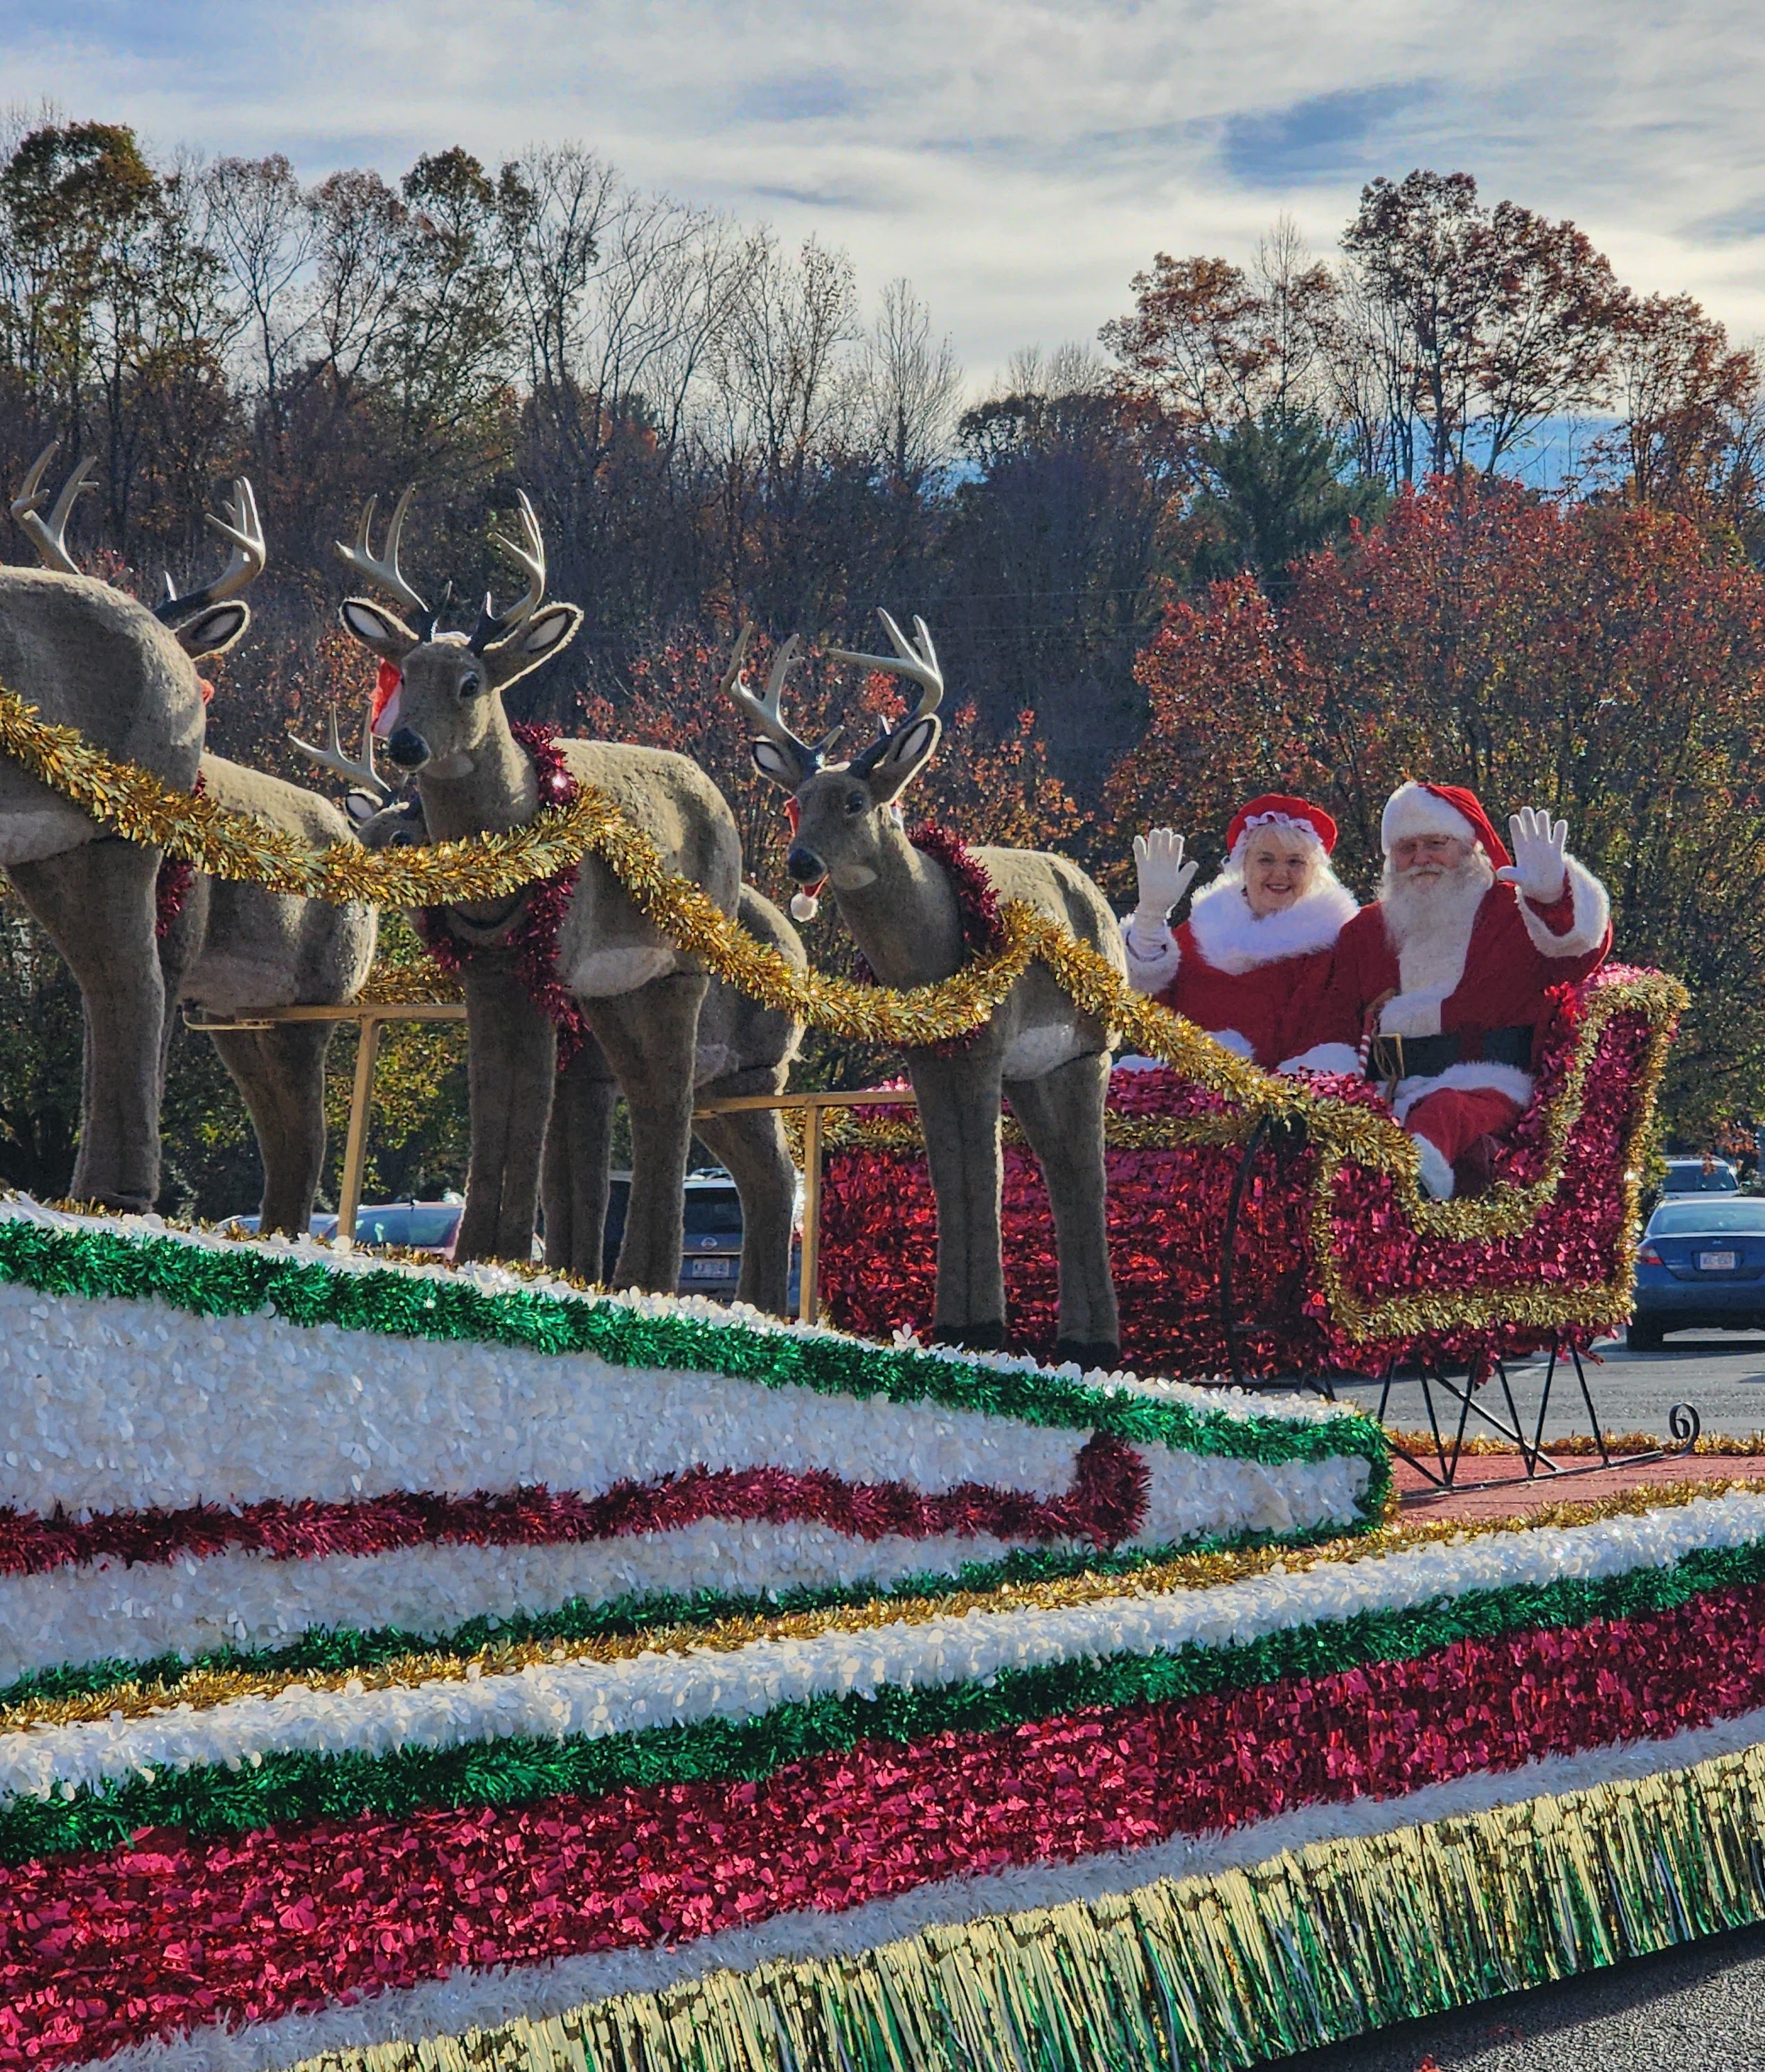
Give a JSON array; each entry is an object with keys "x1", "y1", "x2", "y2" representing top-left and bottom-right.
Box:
[
  {"x1": 1323, "y1": 1330, "x2": 1765, "y2": 1443},
  {"x1": 1257, "y1": 1921, "x2": 1765, "y2": 2069}
]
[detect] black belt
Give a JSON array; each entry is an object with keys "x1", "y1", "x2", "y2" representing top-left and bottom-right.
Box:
[{"x1": 1365, "y1": 1024, "x2": 1533, "y2": 1084}]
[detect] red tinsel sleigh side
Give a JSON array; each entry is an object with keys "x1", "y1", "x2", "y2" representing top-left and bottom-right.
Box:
[{"x1": 816, "y1": 967, "x2": 1681, "y2": 1381}]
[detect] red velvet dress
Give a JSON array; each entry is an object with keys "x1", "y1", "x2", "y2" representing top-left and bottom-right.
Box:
[{"x1": 1122, "y1": 872, "x2": 1360, "y2": 1071}]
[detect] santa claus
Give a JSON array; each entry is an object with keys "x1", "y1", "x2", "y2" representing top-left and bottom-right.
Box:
[
  {"x1": 1289, "y1": 782, "x2": 1612, "y2": 1198},
  {"x1": 1121, "y1": 794, "x2": 1360, "y2": 1069}
]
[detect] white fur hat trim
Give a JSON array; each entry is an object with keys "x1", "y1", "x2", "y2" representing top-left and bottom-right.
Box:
[{"x1": 1381, "y1": 781, "x2": 1476, "y2": 855}]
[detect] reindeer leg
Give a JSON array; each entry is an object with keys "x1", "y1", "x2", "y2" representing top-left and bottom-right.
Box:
[
  {"x1": 907, "y1": 1051, "x2": 1007, "y2": 1350},
  {"x1": 1005, "y1": 1052, "x2": 1119, "y2": 1368},
  {"x1": 541, "y1": 1035, "x2": 618, "y2": 1280},
  {"x1": 692, "y1": 1066, "x2": 796, "y2": 1316},
  {"x1": 209, "y1": 1023, "x2": 337, "y2": 1237},
  {"x1": 585, "y1": 972, "x2": 706, "y2": 1295},
  {"x1": 456, "y1": 956, "x2": 557, "y2": 1264},
  {"x1": 9, "y1": 843, "x2": 167, "y2": 1211}
]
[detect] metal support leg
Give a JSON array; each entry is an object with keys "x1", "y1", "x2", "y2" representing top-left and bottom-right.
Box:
[
  {"x1": 798, "y1": 1102, "x2": 823, "y2": 1327},
  {"x1": 335, "y1": 1015, "x2": 382, "y2": 1249}
]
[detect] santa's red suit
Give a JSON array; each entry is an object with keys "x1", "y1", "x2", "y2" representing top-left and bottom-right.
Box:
[
  {"x1": 1122, "y1": 795, "x2": 1359, "y2": 1070},
  {"x1": 1290, "y1": 783, "x2": 1612, "y2": 1197}
]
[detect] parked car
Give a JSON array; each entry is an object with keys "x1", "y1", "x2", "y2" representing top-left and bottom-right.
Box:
[
  {"x1": 219, "y1": 1211, "x2": 339, "y2": 1239},
  {"x1": 1658, "y1": 1156, "x2": 1739, "y2": 1196},
  {"x1": 348, "y1": 1201, "x2": 465, "y2": 1253},
  {"x1": 600, "y1": 1168, "x2": 801, "y2": 1304},
  {"x1": 1629, "y1": 1195, "x2": 1765, "y2": 1348}
]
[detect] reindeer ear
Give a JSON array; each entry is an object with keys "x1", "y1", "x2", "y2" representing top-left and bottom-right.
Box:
[
  {"x1": 485, "y1": 602, "x2": 582, "y2": 688},
  {"x1": 339, "y1": 596, "x2": 418, "y2": 661},
  {"x1": 344, "y1": 789, "x2": 381, "y2": 828},
  {"x1": 862, "y1": 713, "x2": 941, "y2": 804},
  {"x1": 172, "y1": 600, "x2": 250, "y2": 660},
  {"x1": 751, "y1": 738, "x2": 805, "y2": 792}
]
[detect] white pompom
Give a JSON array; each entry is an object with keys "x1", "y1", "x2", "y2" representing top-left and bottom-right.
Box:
[{"x1": 790, "y1": 890, "x2": 821, "y2": 922}]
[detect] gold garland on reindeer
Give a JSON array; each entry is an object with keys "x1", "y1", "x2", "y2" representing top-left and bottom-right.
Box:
[{"x1": 0, "y1": 683, "x2": 1687, "y2": 1331}]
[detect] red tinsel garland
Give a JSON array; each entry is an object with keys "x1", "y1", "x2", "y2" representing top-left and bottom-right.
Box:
[
  {"x1": 6, "y1": 1578, "x2": 1763, "y2": 2068},
  {"x1": 0, "y1": 1434, "x2": 1145, "y2": 1578},
  {"x1": 853, "y1": 822, "x2": 1003, "y2": 1057},
  {"x1": 152, "y1": 774, "x2": 206, "y2": 938},
  {"x1": 820, "y1": 970, "x2": 1656, "y2": 1375},
  {"x1": 415, "y1": 724, "x2": 589, "y2": 1069}
]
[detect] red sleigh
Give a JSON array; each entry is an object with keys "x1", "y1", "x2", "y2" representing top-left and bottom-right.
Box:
[{"x1": 816, "y1": 966, "x2": 1699, "y2": 1488}]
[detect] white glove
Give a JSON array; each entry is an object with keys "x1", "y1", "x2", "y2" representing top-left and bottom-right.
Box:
[
  {"x1": 1132, "y1": 828, "x2": 1198, "y2": 926},
  {"x1": 1496, "y1": 806, "x2": 1569, "y2": 905}
]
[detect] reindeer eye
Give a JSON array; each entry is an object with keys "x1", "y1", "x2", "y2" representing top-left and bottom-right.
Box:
[
  {"x1": 459, "y1": 671, "x2": 483, "y2": 698},
  {"x1": 845, "y1": 791, "x2": 868, "y2": 815}
]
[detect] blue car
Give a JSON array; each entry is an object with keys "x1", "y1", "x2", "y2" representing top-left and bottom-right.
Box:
[{"x1": 1629, "y1": 1195, "x2": 1765, "y2": 1349}]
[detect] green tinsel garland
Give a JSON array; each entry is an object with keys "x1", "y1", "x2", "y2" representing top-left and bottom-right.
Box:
[
  {"x1": 0, "y1": 1519, "x2": 1363, "y2": 1714},
  {"x1": 0, "y1": 1217, "x2": 1390, "y2": 1501},
  {"x1": 9, "y1": 1537, "x2": 1764, "y2": 1867}
]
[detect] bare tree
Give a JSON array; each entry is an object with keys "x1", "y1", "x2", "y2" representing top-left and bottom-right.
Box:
[
  {"x1": 858, "y1": 278, "x2": 961, "y2": 490},
  {"x1": 199, "y1": 154, "x2": 314, "y2": 439}
]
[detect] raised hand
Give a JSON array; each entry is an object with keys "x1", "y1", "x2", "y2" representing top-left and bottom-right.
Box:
[
  {"x1": 1132, "y1": 828, "x2": 1199, "y2": 922},
  {"x1": 1496, "y1": 806, "x2": 1569, "y2": 905}
]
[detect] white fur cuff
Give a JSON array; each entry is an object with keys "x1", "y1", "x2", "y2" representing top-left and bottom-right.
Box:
[
  {"x1": 1413, "y1": 1133, "x2": 1457, "y2": 1199},
  {"x1": 1280, "y1": 1043, "x2": 1362, "y2": 1078},
  {"x1": 1517, "y1": 853, "x2": 1610, "y2": 960},
  {"x1": 1391, "y1": 1060, "x2": 1534, "y2": 1123},
  {"x1": 1120, "y1": 913, "x2": 1180, "y2": 994}
]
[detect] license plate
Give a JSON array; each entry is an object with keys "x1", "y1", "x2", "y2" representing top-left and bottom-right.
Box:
[
  {"x1": 1699, "y1": 1250, "x2": 1738, "y2": 1271},
  {"x1": 689, "y1": 1257, "x2": 735, "y2": 1278}
]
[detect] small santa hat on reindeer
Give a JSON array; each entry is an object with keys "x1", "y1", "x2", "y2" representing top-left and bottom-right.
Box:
[{"x1": 1379, "y1": 780, "x2": 1513, "y2": 869}]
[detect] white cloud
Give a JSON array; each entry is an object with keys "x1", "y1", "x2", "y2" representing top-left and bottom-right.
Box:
[{"x1": 5, "y1": 0, "x2": 1765, "y2": 381}]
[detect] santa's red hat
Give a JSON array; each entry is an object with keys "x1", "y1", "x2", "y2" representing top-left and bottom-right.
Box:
[
  {"x1": 1380, "y1": 781, "x2": 1513, "y2": 870},
  {"x1": 1226, "y1": 794, "x2": 1338, "y2": 861}
]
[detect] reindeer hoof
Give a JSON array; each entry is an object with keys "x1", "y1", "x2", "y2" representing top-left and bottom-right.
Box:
[
  {"x1": 931, "y1": 1321, "x2": 1006, "y2": 1352},
  {"x1": 1054, "y1": 1339, "x2": 1120, "y2": 1372}
]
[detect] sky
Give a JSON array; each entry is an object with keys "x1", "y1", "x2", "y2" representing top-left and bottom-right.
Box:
[{"x1": 5, "y1": 0, "x2": 1765, "y2": 390}]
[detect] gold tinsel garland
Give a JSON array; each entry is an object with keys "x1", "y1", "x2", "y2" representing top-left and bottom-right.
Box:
[
  {"x1": 4, "y1": 1477, "x2": 1751, "y2": 1738},
  {"x1": 0, "y1": 684, "x2": 1685, "y2": 1332}
]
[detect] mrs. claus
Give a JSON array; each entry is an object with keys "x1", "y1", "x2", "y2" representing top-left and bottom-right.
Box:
[{"x1": 1118, "y1": 794, "x2": 1359, "y2": 1069}]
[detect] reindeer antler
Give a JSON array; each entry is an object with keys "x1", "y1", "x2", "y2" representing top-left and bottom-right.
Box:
[
  {"x1": 828, "y1": 610, "x2": 943, "y2": 720},
  {"x1": 289, "y1": 691, "x2": 388, "y2": 800},
  {"x1": 470, "y1": 490, "x2": 548, "y2": 650},
  {"x1": 10, "y1": 441, "x2": 96, "y2": 575},
  {"x1": 154, "y1": 478, "x2": 267, "y2": 624},
  {"x1": 336, "y1": 487, "x2": 427, "y2": 618},
  {"x1": 718, "y1": 627, "x2": 841, "y2": 770}
]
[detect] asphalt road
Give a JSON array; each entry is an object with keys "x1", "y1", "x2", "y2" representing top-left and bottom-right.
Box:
[
  {"x1": 1256, "y1": 1920, "x2": 1765, "y2": 2069},
  {"x1": 1325, "y1": 1331, "x2": 1765, "y2": 1443}
]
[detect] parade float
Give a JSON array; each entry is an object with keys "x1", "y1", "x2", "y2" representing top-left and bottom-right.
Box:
[{"x1": 0, "y1": 659, "x2": 1762, "y2": 2072}]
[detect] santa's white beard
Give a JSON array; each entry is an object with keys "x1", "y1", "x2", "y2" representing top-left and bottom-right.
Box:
[{"x1": 1380, "y1": 850, "x2": 1494, "y2": 951}]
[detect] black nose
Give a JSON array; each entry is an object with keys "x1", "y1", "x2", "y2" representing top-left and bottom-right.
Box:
[
  {"x1": 786, "y1": 843, "x2": 825, "y2": 884},
  {"x1": 385, "y1": 727, "x2": 429, "y2": 769}
]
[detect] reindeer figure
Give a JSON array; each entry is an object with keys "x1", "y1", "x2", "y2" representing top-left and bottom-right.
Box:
[
  {"x1": 12, "y1": 447, "x2": 377, "y2": 1232},
  {"x1": 724, "y1": 616, "x2": 1125, "y2": 1366},
  {"x1": 1, "y1": 443, "x2": 267, "y2": 1208},
  {"x1": 330, "y1": 490, "x2": 776, "y2": 1295},
  {"x1": 328, "y1": 703, "x2": 806, "y2": 1312}
]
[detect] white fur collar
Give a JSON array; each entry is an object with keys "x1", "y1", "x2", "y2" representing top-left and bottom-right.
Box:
[{"x1": 1187, "y1": 870, "x2": 1359, "y2": 974}]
